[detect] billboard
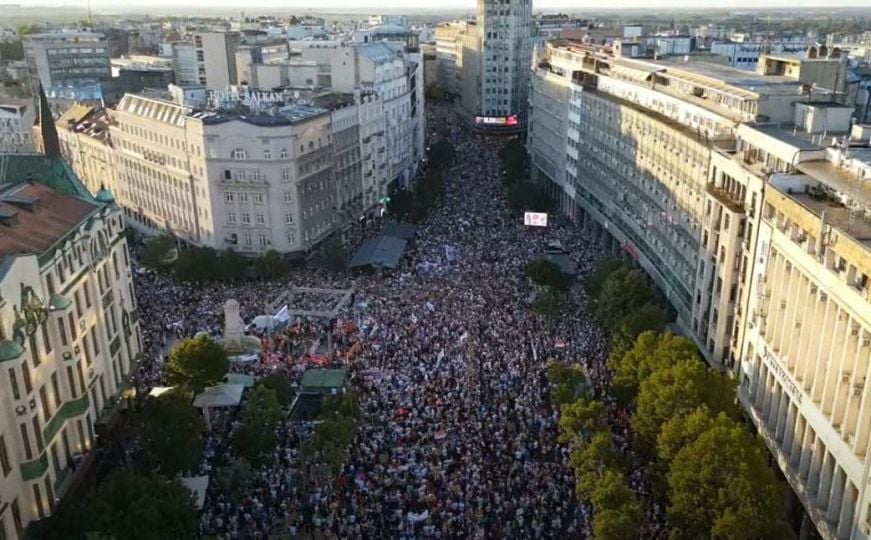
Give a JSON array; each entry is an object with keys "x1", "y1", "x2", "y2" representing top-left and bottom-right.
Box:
[
  {"x1": 524, "y1": 212, "x2": 548, "y2": 227},
  {"x1": 474, "y1": 115, "x2": 519, "y2": 127}
]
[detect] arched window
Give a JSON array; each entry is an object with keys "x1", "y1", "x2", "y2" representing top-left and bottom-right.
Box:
[{"x1": 231, "y1": 148, "x2": 248, "y2": 160}]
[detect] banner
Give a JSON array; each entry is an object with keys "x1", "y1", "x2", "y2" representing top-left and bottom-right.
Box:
[
  {"x1": 274, "y1": 305, "x2": 290, "y2": 323},
  {"x1": 524, "y1": 212, "x2": 548, "y2": 227}
]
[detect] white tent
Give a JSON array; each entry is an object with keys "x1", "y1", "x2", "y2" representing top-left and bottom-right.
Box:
[
  {"x1": 180, "y1": 476, "x2": 209, "y2": 510},
  {"x1": 148, "y1": 386, "x2": 175, "y2": 398},
  {"x1": 225, "y1": 373, "x2": 255, "y2": 388},
  {"x1": 230, "y1": 353, "x2": 259, "y2": 363},
  {"x1": 253, "y1": 314, "x2": 276, "y2": 331},
  {"x1": 193, "y1": 384, "x2": 244, "y2": 409}
]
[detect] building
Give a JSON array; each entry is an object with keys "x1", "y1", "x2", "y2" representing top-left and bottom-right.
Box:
[
  {"x1": 534, "y1": 14, "x2": 588, "y2": 41},
  {"x1": 47, "y1": 104, "x2": 118, "y2": 198},
  {"x1": 0, "y1": 102, "x2": 34, "y2": 154},
  {"x1": 529, "y1": 41, "x2": 869, "y2": 538},
  {"x1": 352, "y1": 25, "x2": 420, "y2": 53},
  {"x1": 434, "y1": 20, "x2": 470, "y2": 96},
  {"x1": 171, "y1": 41, "x2": 199, "y2": 87},
  {"x1": 711, "y1": 41, "x2": 811, "y2": 70},
  {"x1": 367, "y1": 15, "x2": 408, "y2": 29},
  {"x1": 193, "y1": 32, "x2": 241, "y2": 90},
  {"x1": 22, "y1": 32, "x2": 111, "y2": 93},
  {"x1": 474, "y1": 0, "x2": 533, "y2": 129},
  {"x1": 0, "y1": 119, "x2": 141, "y2": 535}
]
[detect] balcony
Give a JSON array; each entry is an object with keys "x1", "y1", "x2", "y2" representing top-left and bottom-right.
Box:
[
  {"x1": 706, "y1": 183, "x2": 745, "y2": 213},
  {"x1": 20, "y1": 452, "x2": 49, "y2": 481},
  {"x1": 43, "y1": 394, "x2": 90, "y2": 443}
]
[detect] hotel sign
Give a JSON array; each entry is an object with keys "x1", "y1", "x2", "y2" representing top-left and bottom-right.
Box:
[{"x1": 210, "y1": 87, "x2": 283, "y2": 108}]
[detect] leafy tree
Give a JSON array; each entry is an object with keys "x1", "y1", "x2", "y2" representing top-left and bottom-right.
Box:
[
  {"x1": 427, "y1": 141, "x2": 453, "y2": 170},
  {"x1": 425, "y1": 83, "x2": 447, "y2": 103},
  {"x1": 657, "y1": 407, "x2": 735, "y2": 464},
  {"x1": 558, "y1": 398, "x2": 605, "y2": 446},
  {"x1": 633, "y1": 358, "x2": 736, "y2": 453},
  {"x1": 254, "y1": 249, "x2": 289, "y2": 280},
  {"x1": 259, "y1": 372, "x2": 292, "y2": 407},
  {"x1": 667, "y1": 424, "x2": 789, "y2": 540},
  {"x1": 584, "y1": 259, "x2": 624, "y2": 297},
  {"x1": 216, "y1": 457, "x2": 255, "y2": 502},
  {"x1": 547, "y1": 361, "x2": 587, "y2": 407},
  {"x1": 219, "y1": 249, "x2": 247, "y2": 281},
  {"x1": 526, "y1": 258, "x2": 568, "y2": 290},
  {"x1": 0, "y1": 41, "x2": 24, "y2": 61},
  {"x1": 568, "y1": 431, "x2": 622, "y2": 499},
  {"x1": 233, "y1": 386, "x2": 283, "y2": 466},
  {"x1": 139, "y1": 390, "x2": 204, "y2": 476},
  {"x1": 141, "y1": 234, "x2": 175, "y2": 271},
  {"x1": 507, "y1": 181, "x2": 553, "y2": 212},
  {"x1": 592, "y1": 267, "x2": 655, "y2": 330},
  {"x1": 610, "y1": 332, "x2": 699, "y2": 407},
  {"x1": 533, "y1": 288, "x2": 566, "y2": 319},
  {"x1": 499, "y1": 139, "x2": 528, "y2": 185},
  {"x1": 166, "y1": 335, "x2": 229, "y2": 393},
  {"x1": 590, "y1": 469, "x2": 644, "y2": 540},
  {"x1": 79, "y1": 470, "x2": 197, "y2": 540},
  {"x1": 311, "y1": 235, "x2": 348, "y2": 273},
  {"x1": 610, "y1": 302, "x2": 669, "y2": 358},
  {"x1": 173, "y1": 246, "x2": 220, "y2": 282}
]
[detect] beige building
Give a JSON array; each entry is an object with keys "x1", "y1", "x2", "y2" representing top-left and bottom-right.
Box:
[
  {"x1": 0, "y1": 152, "x2": 141, "y2": 537},
  {"x1": 528, "y1": 41, "x2": 871, "y2": 538}
]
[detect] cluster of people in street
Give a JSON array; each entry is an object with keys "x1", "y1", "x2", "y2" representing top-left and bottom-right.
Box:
[{"x1": 129, "y1": 104, "x2": 666, "y2": 538}]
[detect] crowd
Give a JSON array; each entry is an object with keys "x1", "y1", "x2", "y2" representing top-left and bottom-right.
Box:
[{"x1": 126, "y1": 104, "x2": 666, "y2": 538}]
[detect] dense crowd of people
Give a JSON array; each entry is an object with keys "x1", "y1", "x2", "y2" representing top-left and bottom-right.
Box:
[{"x1": 127, "y1": 104, "x2": 666, "y2": 538}]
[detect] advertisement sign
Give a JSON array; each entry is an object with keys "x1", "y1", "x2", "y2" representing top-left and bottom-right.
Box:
[
  {"x1": 474, "y1": 115, "x2": 519, "y2": 127},
  {"x1": 524, "y1": 212, "x2": 548, "y2": 227}
]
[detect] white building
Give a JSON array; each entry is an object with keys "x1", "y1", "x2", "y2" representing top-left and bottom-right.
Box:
[
  {"x1": 193, "y1": 32, "x2": 241, "y2": 90},
  {"x1": 171, "y1": 41, "x2": 199, "y2": 87},
  {"x1": 22, "y1": 32, "x2": 111, "y2": 92},
  {"x1": 0, "y1": 103, "x2": 35, "y2": 154},
  {"x1": 711, "y1": 41, "x2": 811, "y2": 70},
  {"x1": 0, "y1": 152, "x2": 141, "y2": 537}
]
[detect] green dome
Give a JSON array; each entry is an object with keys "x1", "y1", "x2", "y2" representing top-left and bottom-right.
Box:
[
  {"x1": 0, "y1": 340, "x2": 24, "y2": 362},
  {"x1": 95, "y1": 185, "x2": 115, "y2": 204}
]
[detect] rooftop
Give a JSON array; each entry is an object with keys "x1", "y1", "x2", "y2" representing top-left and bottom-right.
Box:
[
  {"x1": 0, "y1": 182, "x2": 97, "y2": 260},
  {"x1": 198, "y1": 104, "x2": 328, "y2": 127},
  {"x1": 649, "y1": 56, "x2": 801, "y2": 95}
]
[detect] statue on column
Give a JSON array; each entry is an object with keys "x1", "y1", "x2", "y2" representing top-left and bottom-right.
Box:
[{"x1": 223, "y1": 299, "x2": 244, "y2": 349}]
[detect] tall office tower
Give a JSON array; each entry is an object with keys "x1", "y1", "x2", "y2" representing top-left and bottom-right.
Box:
[
  {"x1": 22, "y1": 32, "x2": 111, "y2": 92},
  {"x1": 193, "y1": 32, "x2": 241, "y2": 90},
  {"x1": 474, "y1": 0, "x2": 533, "y2": 131}
]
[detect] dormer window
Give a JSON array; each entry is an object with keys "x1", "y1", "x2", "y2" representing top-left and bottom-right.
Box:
[{"x1": 231, "y1": 148, "x2": 248, "y2": 160}]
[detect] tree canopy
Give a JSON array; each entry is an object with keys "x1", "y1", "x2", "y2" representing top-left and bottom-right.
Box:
[
  {"x1": 526, "y1": 258, "x2": 568, "y2": 291},
  {"x1": 141, "y1": 235, "x2": 175, "y2": 271},
  {"x1": 506, "y1": 181, "x2": 553, "y2": 212},
  {"x1": 667, "y1": 423, "x2": 789, "y2": 539},
  {"x1": 592, "y1": 266, "x2": 656, "y2": 330},
  {"x1": 610, "y1": 332, "x2": 700, "y2": 407},
  {"x1": 77, "y1": 470, "x2": 197, "y2": 540},
  {"x1": 166, "y1": 335, "x2": 229, "y2": 393},
  {"x1": 138, "y1": 390, "x2": 204, "y2": 476},
  {"x1": 259, "y1": 372, "x2": 292, "y2": 407},
  {"x1": 233, "y1": 385, "x2": 283, "y2": 466},
  {"x1": 590, "y1": 469, "x2": 644, "y2": 540}
]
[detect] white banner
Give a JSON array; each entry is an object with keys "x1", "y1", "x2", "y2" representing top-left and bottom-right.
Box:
[
  {"x1": 274, "y1": 305, "x2": 290, "y2": 323},
  {"x1": 524, "y1": 212, "x2": 548, "y2": 227}
]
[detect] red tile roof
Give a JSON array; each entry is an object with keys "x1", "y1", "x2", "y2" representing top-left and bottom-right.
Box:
[{"x1": 0, "y1": 183, "x2": 97, "y2": 260}]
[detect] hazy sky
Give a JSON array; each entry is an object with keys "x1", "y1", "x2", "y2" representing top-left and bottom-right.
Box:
[{"x1": 9, "y1": 0, "x2": 871, "y2": 9}]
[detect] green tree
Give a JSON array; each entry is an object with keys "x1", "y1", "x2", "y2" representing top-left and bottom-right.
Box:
[
  {"x1": 241, "y1": 385, "x2": 283, "y2": 426},
  {"x1": 173, "y1": 246, "x2": 220, "y2": 282},
  {"x1": 633, "y1": 359, "x2": 736, "y2": 453},
  {"x1": 547, "y1": 361, "x2": 587, "y2": 407},
  {"x1": 533, "y1": 288, "x2": 566, "y2": 319},
  {"x1": 526, "y1": 258, "x2": 568, "y2": 290},
  {"x1": 219, "y1": 249, "x2": 247, "y2": 281},
  {"x1": 233, "y1": 385, "x2": 283, "y2": 465},
  {"x1": 610, "y1": 302, "x2": 669, "y2": 358},
  {"x1": 667, "y1": 424, "x2": 789, "y2": 539},
  {"x1": 254, "y1": 249, "x2": 289, "y2": 280},
  {"x1": 584, "y1": 259, "x2": 624, "y2": 297},
  {"x1": 657, "y1": 406, "x2": 736, "y2": 464},
  {"x1": 166, "y1": 335, "x2": 229, "y2": 393},
  {"x1": 507, "y1": 181, "x2": 553, "y2": 212},
  {"x1": 427, "y1": 141, "x2": 453, "y2": 170},
  {"x1": 558, "y1": 398, "x2": 606, "y2": 446},
  {"x1": 80, "y1": 470, "x2": 197, "y2": 540},
  {"x1": 216, "y1": 456, "x2": 255, "y2": 502},
  {"x1": 568, "y1": 431, "x2": 622, "y2": 499},
  {"x1": 610, "y1": 332, "x2": 699, "y2": 407},
  {"x1": 590, "y1": 469, "x2": 644, "y2": 540},
  {"x1": 425, "y1": 83, "x2": 447, "y2": 103},
  {"x1": 499, "y1": 139, "x2": 528, "y2": 185},
  {"x1": 259, "y1": 372, "x2": 292, "y2": 407},
  {"x1": 592, "y1": 267, "x2": 655, "y2": 330},
  {"x1": 141, "y1": 234, "x2": 175, "y2": 271},
  {"x1": 311, "y1": 235, "x2": 348, "y2": 273},
  {"x1": 139, "y1": 390, "x2": 204, "y2": 476},
  {"x1": 0, "y1": 41, "x2": 24, "y2": 61}
]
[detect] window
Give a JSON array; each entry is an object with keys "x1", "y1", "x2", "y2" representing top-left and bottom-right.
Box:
[
  {"x1": 67, "y1": 366, "x2": 77, "y2": 398},
  {"x1": 287, "y1": 232, "x2": 295, "y2": 244},
  {"x1": 33, "y1": 484, "x2": 44, "y2": 519},
  {"x1": 244, "y1": 234, "x2": 252, "y2": 246},
  {"x1": 282, "y1": 169, "x2": 290, "y2": 182},
  {"x1": 239, "y1": 193, "x2": 248, "y2": 203},
  {"x1": 0, "y1": 435, "x2": 11, "y2": 477},
  {"x1": 41, "y1": 322, "x2": 52, "y2": 354},
  {"x1": 227, "y1": 212, "x2": 236, "y2": 224},
  {"x1": 256, "y1": 214, "x2": 265, "y2": 225},
  {"x1": 231, "y1": 148, "x2": 248, "y2": 159},
  {"x1": 242, "y1": 213, "x2": 251, "y2": 225},
  {"x1": 11, "y1": 498, "x2": 21, "y2": 536},
  {"x1": 19, "y1": 424, "x2": 31, "y2": 460},
  {"x1": 91, "y1": 327, "x2": 100, "y2": 356},
  {"x1": 33, "y1": 416, "x2": 44, "y2": 453},
  {"x1": 68, "y1": 313, "x2": 77, "y2": 341},
  {"x1": 82, "y1": 334, "x2": 92, "y2": 366},
  {"x1": 280, "y1": 148, "x2": 288, "y2": 159},
  {"x1": 263, "y1": 149, "x2": 271, "y2": 160},
  {"x1": 8, "y1": 368, "x2": 19, "y2": 400},
  {"x1": 58, "y1": 317, "x2": 68, "y2": 346},
  {"x1": 29, "y1": 334, "x2": 39, "y2": 367},
  {"x1": 225, "y1": 192, "x2": 234, "y2": 203},
  {"x1": 285, "y1": 213, "x2": 294, "y2": 224},
  {"x1": 259, "y1": 234, "x2": 268, "y2": 247},
  {"x1": 255, "y1": 193, "x2": 264, "y2": 204},
  {"x1": 83, "y1": 280, "x2": 91, "y2": 308},
  {"x1": 51, "y1": 373, "x2": 61, "y2": 410},
  {"x1": 39, "y1": 386, "x2": 51, "y2": 422},
  {"x1": 21, "y1": 360, "x2": 31, "y2": 395},
  {"x1": 284, "y1": 192, "x2": 292, "y2": 203}
]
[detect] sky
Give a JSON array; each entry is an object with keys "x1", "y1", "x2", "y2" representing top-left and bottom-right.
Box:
[{"x1": 8, "y1": 0, "x2": 871, "y2": 9}]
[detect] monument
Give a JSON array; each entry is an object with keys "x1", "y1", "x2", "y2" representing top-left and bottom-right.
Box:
[{"x1": 219, "y1": 298, "x2": 260, "y2": 355}]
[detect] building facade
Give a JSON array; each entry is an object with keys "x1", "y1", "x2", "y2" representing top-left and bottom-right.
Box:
[
  {"x1": 193, "y1": 32, "x2": 241, "y2": 90},
  {"x1": 22, "y1": 32, "x2": 111, "y2": 93},
  {"x1": 0, "y1": 154, "x2": 141, "y2": 537},
  {"x1": 528, "y1": 40, "x2": 871, "y2": 539}
]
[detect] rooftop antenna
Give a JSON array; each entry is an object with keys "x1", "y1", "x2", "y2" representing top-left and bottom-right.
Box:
[{"x1": 87, "y1": 0, "x2": 93, "y2": 28}]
